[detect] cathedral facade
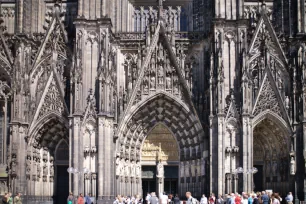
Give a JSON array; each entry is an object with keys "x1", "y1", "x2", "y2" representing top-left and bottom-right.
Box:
[{"x1": 0, "y1": 0, "x2": 305, "y2": 203}]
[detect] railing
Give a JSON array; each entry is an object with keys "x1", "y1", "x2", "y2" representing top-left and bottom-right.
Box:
[
  {"x1": 116, "y1": 31, "x2": 207, "y2": 41},
  {"x1": 116, "y1": 32, "x2": 146, "y2": 40}
]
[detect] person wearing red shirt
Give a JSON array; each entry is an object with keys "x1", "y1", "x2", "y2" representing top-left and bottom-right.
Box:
[
  {"x1": 235, "y1": 194, "x2": 242, "y2": 204},
  {"x1": 77, "y1": 193, "x2": 84, "y2": 204}
]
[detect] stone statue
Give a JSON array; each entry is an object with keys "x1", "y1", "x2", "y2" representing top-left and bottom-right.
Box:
[
  {"x1": 50, "y1": 165, "x2": 54, "y2": 177},
  {"x1": 157, "y1": 162, "x2": 164, "y2": 178},
  {"x1": 166, "y1": 76, "x2": 171, "y2": 89},
  {"x1": 290, "y1": 156, "x2": 295, "y2": 175},
  {"x1": 43, "y1": 164, "x2": 48, "y2": 175},
  {"x1": 136, "y1": 161, "x2": 141, "y2": 177},
  {"x1": 131, "y1": 160, "x2": 136, "y2": 177},
  {"x1": 158, "y1": 65, "x2": 164, "y2": 85},
  {"x1": 120, "y1": 158, "x2": 125, "y2": 176},
  {"x1": 180, "y1": 162, "x2": 184, "y2": 177},
  {"x1": 150, "y1": 76, "x2": 156, "y2": 89},
  {"x1": 124, "y1": 160, "x2": 130, "y2": 176},
  {"x1": 115, "y1": 157, "x2": 121, "y2": 176},
  {"x1": 285, "y1": 96, "x2": 289, "y2": 110},
  {"x1": 26, "y1": 159, "x2": 31, "y2": 173}
]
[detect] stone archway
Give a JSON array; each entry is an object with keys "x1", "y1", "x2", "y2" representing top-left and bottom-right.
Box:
[
  {"x1": 26, "y1": 115, "x2": 68, "y2": 204},
  {"x1": 115, "y1": 92, "x2": 205, "y2": 197},
  {"x1": 253, "y1": 117, "x2": 291, "y2": 194}
]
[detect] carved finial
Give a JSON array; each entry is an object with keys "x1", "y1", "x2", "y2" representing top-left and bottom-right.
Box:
[
  {"x1": 157, "y1": 0, "x2": 166, "y2": 20},
  {"x1": 261, "y1": 0, "x2": 266, "y2": 10}
]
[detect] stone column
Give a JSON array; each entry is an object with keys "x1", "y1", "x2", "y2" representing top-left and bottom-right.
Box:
[
  {"x1": 72, "y1": 116, "x2": 81, "y2": 196},
  {"x1": 97, "y1": 116, "x2": 115, "y2": 204}
]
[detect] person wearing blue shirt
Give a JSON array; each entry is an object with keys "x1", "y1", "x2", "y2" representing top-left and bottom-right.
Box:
[
  {"x1": 261, "y1": 192, "x2": 269, "y2": 204},
  {"x1": 85, "y1": 193, "x2": 92, "y2": 204}
]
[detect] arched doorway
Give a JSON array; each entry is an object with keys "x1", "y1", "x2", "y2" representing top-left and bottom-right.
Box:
[
  {"x1": 141, "y1": 123, "x2": 179, "y2": 197},
  {"x1": 26, "y1": 115, "x2": 69, "y2": 204},
  {"x1": 253, "y1": 117, "x2": 291, "y2": 194},
  {"x1": 54, "y1": 140, "x2": 69, "y2": 204}
]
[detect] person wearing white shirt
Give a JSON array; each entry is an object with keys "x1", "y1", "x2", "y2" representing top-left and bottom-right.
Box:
[
  {"x1": 201, "y1": 194, "x2": 208, "y2": 204},
  {"x1": 160, "y1": 192, "x2": 169, "y2": 204}
]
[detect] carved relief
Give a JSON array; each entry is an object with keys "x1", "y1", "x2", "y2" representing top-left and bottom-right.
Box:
[
  {"x1": 253, "y1": 78, "x2": 282, "y2": 117},
  {"x1": 141, "y1": 124, "x2": 179, "y2": 162},
  {"x1": 37, "y1": 77, "x2": 65, "y2": 120}
]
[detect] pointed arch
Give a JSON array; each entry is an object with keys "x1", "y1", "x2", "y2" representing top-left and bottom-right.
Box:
[
  {"x1": 55, "y1": 139, "x2": 69, "y2": 161},
  {"x1": 116, "y1": 91, "x2": 204, "y2": 161},
  {"x1": 140, "y1": 122, "x2": 180, "y2": 162},
  {"x1": 252, "y1": 110, "x2": 291, "y2": 133}
]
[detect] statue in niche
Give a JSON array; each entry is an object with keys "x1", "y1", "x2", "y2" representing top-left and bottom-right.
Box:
[
  {"x1": 115, "y1": 157, "x2": 121, "y2": 176},
  {"x1": 158, "y1": 65, "x2": 164, "y2": 85},
  {"x1": 120, "y1": 158, "x2": 125, "y2": 176},
  {"x1": 290, "y1": 156, "x2": 295, "y2": 175},
  {"x1": 185, "y1": 161, "x2": 190, "y2": 177},
  {"x1": 124, "y1": 160, "x2": 130, "y2": 176},
  {"x1": 136, "y1": 161, "x2": 141, "y2": 177},
  {"x1": 43, "y1": 164, "x2": 48, "y2": 175},
  {"x1": 150, "y1": 76, "x2": 156, "y2": 89},
  {"x1": 166, "y1": 75, "x2": 171, "y2": 89},
  {"x1": 180, "y1": 163, "x2": 184, "y2": 177},
  {"x1": 50, "y1": 165, "x2": 54, "y2": 177},
  {"x1": 131, "y1": 160, "x2": 136, "y2": 177},
  {"x1": 173, "y1": 76, "x2": 179, "y2": 93},
  {"x1": 157, "y1": 162, "x2": 164, "y2": 178},
  {"x1": 26, "y1": 159, "x2": 31, "y2": 173},
  {"x1": 123, "y1": 89, "x2": 127, "y2": 108},
  {"x1": 37, "y1": 164, "x2": 41, "y2": 177},
  {"x1": 143, "y1": 75, "x2": 149, "y2": 93}
]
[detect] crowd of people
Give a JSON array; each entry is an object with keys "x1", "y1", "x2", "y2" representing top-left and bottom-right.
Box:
[
  {"x1": 201, "y1": 191, "x2": 293, "y2": 204},
  {"x1": 111, "y1": 191, "x2": 294, "y2": 204},
  {"x1": 1, "y1": 192, "x2": 22, "y2": 204},
  {"x1": 0, "y1": 190, "x2": 294, "y2": 204}
]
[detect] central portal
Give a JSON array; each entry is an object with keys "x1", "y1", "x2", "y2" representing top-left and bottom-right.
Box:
[{"x1": 141, "y1": 124, "x2": 179, "y2": 196}]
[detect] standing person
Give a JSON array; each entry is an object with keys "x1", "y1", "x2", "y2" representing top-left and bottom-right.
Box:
[
  {"x1": 13, "y1": 193, "x2": 22, "y2": 204},
  {"x1": 160, "y1": 192, "x2": 168, "y2": 204},
  {"x1": 217, "y1": 195, "x2": 223, "y2": 204},
  {"x1": 77, "y1": 193, "x2": 84, "y2": 204},
  {"x1": 271, "y1": 195, "x2": 280, "y2": 204},
  {"x1": 2, "y1": 193, "x2": 8, "y2": 204},
  {"x1": 146, "y1": 193, "x2": 151, "y2": 204},
  {"x1": 201, "y1": 194, "x2": 208, "y2": 204},
  {"x1": 7, "y1": 193, "x2": 12, "y2": 204},
  {"x1": 85, "y1": 193, "x2": 92, "y2": 204},
  {"x1": 252, "y1": 194, "x2": 259, "y2": 204},
  {"x1": 261, "y1": 192, "x2": 269, "y2": 204},
  {"x1": 285, "y1": 192, "x2": 293, "y2": 204},
  {"x1": 149, "y1": 192, "x2": 159, "y2": 204},
  {"x1": 235, "y1": 194, "x2": 241, "y2": 204},
  {"x1": 67, "y1": 192, "x2": 74, "y2": 204},
  {"x1": 186, "y1": 192, "x2": 197, "y2": 204},
  {"x1": 209, "y1": 193, "x2": 216, "y2": 204},
  {"x1": 174, "y1": 194, "x2": 180, "y2": 204}
]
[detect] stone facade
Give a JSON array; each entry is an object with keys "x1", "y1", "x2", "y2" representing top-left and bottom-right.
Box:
[{"x1": 0, "y1": 0, "x2": 305, "y2": 203}]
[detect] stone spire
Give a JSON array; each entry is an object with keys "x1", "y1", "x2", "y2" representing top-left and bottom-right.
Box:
[{"x1": 158, "y1": 0, "x2": 165, "y2": 21}]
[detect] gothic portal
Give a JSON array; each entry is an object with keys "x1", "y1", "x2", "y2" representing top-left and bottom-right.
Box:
[{"x1": 0, "y1": 0, "x2": 306, "y2": 203}]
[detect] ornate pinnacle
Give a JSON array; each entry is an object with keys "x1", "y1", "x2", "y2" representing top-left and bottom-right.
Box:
[{"x1": 157, "y1": 0, "x2": 165, "y2": 21}]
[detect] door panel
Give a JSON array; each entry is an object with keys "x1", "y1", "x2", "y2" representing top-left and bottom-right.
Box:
[{"x1": 55, "y1": 165, "x2": 69, "y2": 204}]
